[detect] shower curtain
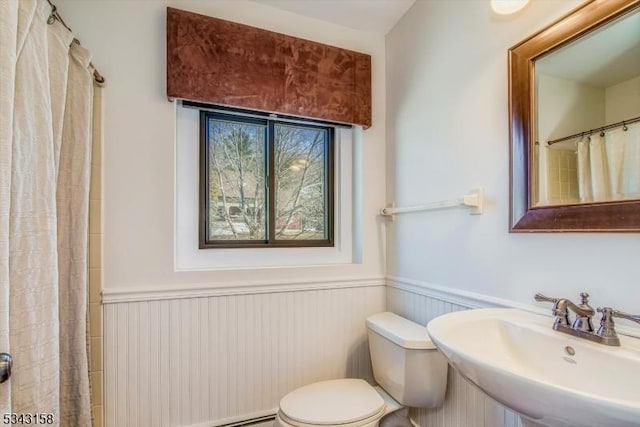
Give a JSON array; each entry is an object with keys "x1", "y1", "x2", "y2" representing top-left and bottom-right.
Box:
[
  {"x1": 0, "y1": 0, "x2": 94, "y2": 425},
  {"x1": 577, "y1": 122, "x2": 640, "y2": 203}
]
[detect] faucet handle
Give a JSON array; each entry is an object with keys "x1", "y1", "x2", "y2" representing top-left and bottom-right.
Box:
[
  {"x1": 604, "y1": 307, "x2": 640, "y2": 325},
  {"x1": 597, "y1": 307, "x2": 614, "y2": 323},
  {"x1": 596, "y1": 307, "x2": 621, "y2": 346},
  {"x1": 534, "y1": 293, "x2": 558, "y2": 304},
  {"x1": 535, "y1": 293, "x2": 570, "y2": 327}
]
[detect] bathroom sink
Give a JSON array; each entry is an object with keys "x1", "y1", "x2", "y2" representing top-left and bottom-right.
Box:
[{"x1": 427, "y1": 308, "x2": 640, "y2": 427}]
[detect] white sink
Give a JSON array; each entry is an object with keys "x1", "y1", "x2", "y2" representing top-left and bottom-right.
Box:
[{"x1": 426, "y1": 308, "x2": 640, "y2": 427}]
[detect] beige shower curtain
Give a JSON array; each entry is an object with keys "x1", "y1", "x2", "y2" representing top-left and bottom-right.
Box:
[
  {"x1": 577, "y1": 123, "x2": 640, "y2": 203},
  {"x1": 0, "y1": 0, "x2": 94, "y2": 425},
  {"x1": 607, "y1": 123, "x2": 640, "y2": 199}
]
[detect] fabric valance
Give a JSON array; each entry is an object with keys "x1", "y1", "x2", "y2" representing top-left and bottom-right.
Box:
[{"x1": 166, "y1": 7, "x2": 372, "y2": 128}]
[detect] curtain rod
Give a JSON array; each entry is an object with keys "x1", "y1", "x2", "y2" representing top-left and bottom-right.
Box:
[
  {"x1": 546, "y1": 115, "x2": 640, "y2": 146},
  {"x1": 46, "y1": 0, "x2": 105, "y2": 85},
  {"x1": 181, "y1": 101, "x2": 353, "y2": 129}
]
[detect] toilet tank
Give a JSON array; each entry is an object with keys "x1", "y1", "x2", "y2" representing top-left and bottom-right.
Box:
[{"x1": 366, "y1": 312, "x2": 448, "y2": 408}]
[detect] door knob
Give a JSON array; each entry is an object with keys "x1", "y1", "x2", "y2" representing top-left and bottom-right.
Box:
[{"x1": 0, "y1": 353, "x2": 12, "y2": 383}]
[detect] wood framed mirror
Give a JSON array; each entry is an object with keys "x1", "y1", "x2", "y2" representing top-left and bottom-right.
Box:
[{"x1": 509, "y1": 0, "x2": 640, "y2": 232}]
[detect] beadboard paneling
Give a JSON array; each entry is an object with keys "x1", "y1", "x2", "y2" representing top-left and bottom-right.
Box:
[
  {"x1": 387, "y1": 285, "x2": 524, "y2": 427},
  {"x1": 104, "y1": 284, "x2": 385, "y2": 427}
]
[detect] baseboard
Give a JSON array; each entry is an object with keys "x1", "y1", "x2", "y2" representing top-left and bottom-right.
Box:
[
  {"x1": 215, "y1": 414, "x2": 276, "y2": 427},
  {"x1": 186, "y1": 410, "x2": 277, "y2": 427}
]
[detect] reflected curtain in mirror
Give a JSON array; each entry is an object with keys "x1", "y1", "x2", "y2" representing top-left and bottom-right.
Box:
[{"x1": 537, "y1": 123, "x2": 640, "y2": 206}]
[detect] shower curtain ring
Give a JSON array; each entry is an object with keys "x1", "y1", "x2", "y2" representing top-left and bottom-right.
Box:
[
  {"x1": 623, "y1": 121, "x2": 628, "y2": 131},
  {"x1": 47, "y1": 7, "x2": 56, "y2": 25}
]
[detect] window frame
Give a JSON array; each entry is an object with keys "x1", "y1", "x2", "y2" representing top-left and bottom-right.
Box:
[{"x1": 199, "y1": 110, "x2": 335, "y2": 249}]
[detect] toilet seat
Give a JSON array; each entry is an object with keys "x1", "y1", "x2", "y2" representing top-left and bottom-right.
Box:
[
  {"x1": 277, "y1": 379, "x2": 386, "y2": 427},
  {"x1": 277, "y1": 406, "x2": 386, "y2": 427}
]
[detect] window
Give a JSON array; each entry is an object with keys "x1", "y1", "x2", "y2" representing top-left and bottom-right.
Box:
[{"x1": 199, "y1": 111, "x2": 334, "y2": 248}]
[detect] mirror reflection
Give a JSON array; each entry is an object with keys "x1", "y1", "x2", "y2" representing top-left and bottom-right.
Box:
[{"x1": 533, "y1": 9, "x2": 640, "y2": 207}]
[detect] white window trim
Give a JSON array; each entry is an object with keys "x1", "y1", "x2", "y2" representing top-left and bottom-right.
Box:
[{"x1": 174, "y1": 104, "x2": 359, "y2": 271}]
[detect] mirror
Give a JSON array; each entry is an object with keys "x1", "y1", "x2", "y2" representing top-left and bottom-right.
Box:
[
  {"x1": 534, "y1": 8, "x2": 640, "y2": 208},
  {"x1": 509, "y1": 0, "x2": 640, "y2": 231}
]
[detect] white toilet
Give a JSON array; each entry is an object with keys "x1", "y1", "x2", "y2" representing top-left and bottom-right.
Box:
[{"x1": 274, "y1": 312, "x2": 448, "y2": 427}]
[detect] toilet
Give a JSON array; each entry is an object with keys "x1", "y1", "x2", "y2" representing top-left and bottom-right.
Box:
[{"x1": 274, "y1": 312, "x2": 448, "y2": 427}]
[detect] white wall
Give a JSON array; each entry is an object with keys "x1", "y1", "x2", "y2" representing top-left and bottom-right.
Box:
[
  {"x1": 55, "y1": 1, "x2": 388, "y2": 425},
  {"x1": 385, "y1": 0, "x2": 640, "y2": 316},
  {"x1": 536, "y1": 73, "x2": 605, "y2": 143},
  {"x1": 606, "y1": 74, "x2": 640, "y2": 123},
  {"x1": 52, "y1": 0, "x2": 640, "y2": 425},
  {"x1": 57, "y1": 0, "x2": 387, "y2": 293}
]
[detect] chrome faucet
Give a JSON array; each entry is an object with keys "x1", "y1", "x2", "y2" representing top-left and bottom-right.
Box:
[
  {"x1": 534, "y1": 292, "x2": 609, "y2": 345},
  {"x1": 567, "y1": 292, "x2": 595, "y2": 332},
  {"x1": 595, "y1": 307, "x2": 640, "y2": 347}
]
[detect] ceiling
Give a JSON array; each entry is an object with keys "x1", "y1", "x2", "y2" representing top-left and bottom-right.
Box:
[
  {"x1": 536, "y1": 9, "x2": 640, "y2": 88},
  {"x1": 251, "y1": 0, "x2": 416, "y2": 35}
]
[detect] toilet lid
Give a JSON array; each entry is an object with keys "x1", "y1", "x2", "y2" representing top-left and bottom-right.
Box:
[{"x1": 279, "y1": 379, "x2": 385, "y2": 425}]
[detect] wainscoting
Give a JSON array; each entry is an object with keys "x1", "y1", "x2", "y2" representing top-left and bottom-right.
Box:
[
  {"x1": 387, "y1": 281, "x2": 524, "y2": 427},
  {"x1": 103, "y1": 283, "x2": 386, "y2": 427},
  {"x1": 102, "y1": 278, "x2": 535, "y2": 427}
]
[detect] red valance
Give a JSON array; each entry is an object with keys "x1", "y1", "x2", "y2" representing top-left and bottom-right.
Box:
[{"x1": 166, "y1": 7, "x2": 372, "y2": 128}]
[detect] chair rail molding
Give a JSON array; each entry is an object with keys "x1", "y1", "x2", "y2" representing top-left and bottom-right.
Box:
[
  {"x1": 386, "y1": 276, "x2": 547, "y2": 313},
  {"x1": 386, "y1": 276, "x2": 640, "y2": 338},
  {"x1": 101, "y1": 276, "x2": 386, "y2": 304}
]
